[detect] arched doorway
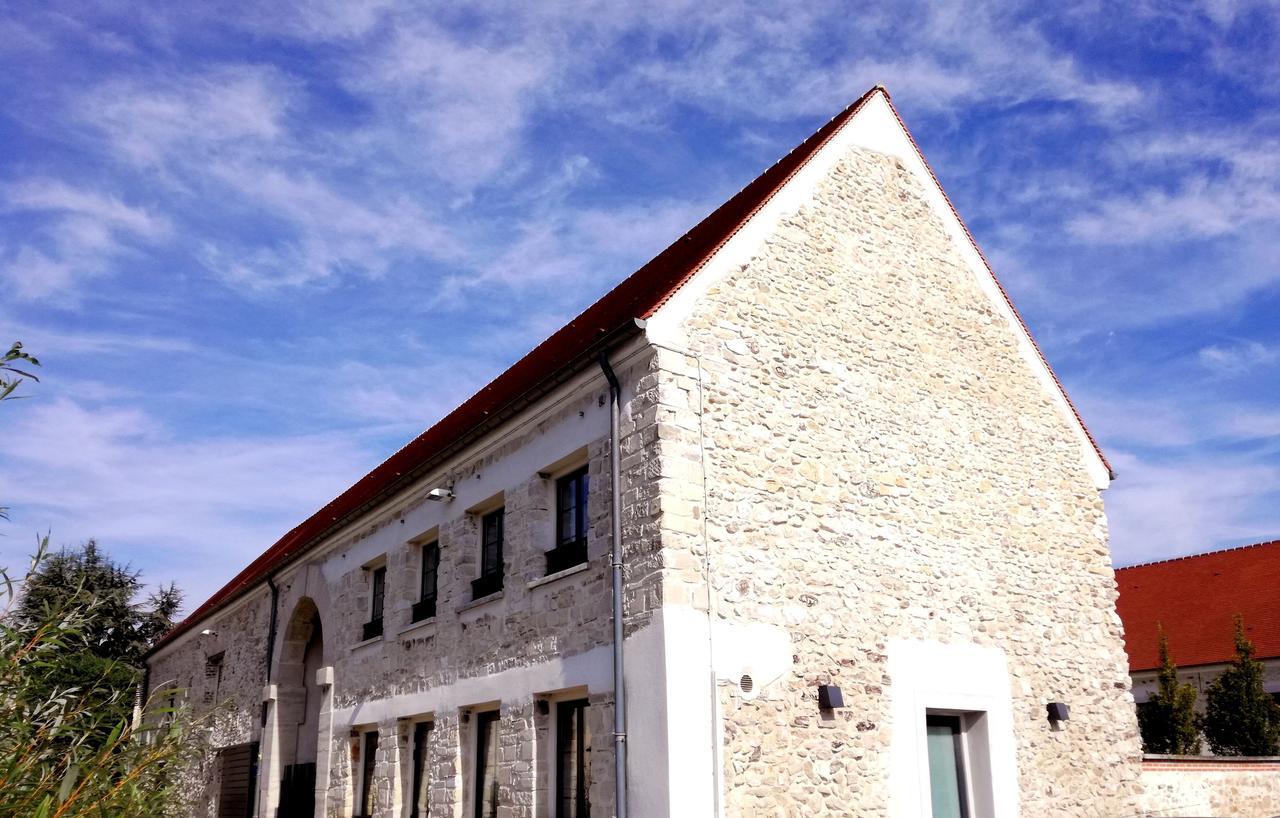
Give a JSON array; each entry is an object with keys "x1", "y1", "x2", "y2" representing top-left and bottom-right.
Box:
[{"x1": 277, "y1": 598, "x2": 323, "y2": 818}]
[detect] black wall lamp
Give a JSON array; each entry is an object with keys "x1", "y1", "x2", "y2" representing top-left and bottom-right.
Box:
[{"x1": 818, "y1": 684, "x2": 844, "y2": 710}]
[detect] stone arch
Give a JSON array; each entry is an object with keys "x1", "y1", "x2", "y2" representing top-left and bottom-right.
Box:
[{"x1": 276, "y1": 597, "x2": 323, "y2": 818}]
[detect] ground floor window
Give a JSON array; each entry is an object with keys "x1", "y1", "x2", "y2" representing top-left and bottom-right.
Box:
[
  {"x1": 357, "y1": 730, "x2": 379, "y2": 818},
  {"x1": 474, "y1": 711, "x2": 500, "y2": 818},
  {"x1": 556, "y1": 699, "x2": 591, "y2": 818},
  {"x1": 925, "y1": 714, "x2": 971, "y2": 818},
  {"x1": 411, "y1": 721, "x2": 432, "y2": 818}
]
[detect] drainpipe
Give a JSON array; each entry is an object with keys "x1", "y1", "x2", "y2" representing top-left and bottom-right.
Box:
[
  {"x1": 598, "y1": 352, "x2": 628, "y2": 818},
  {"x1": 262, "y1": 574, "x2": 280, "y2": 727}
]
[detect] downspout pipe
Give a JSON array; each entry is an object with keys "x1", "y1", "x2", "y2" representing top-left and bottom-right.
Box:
[
  {"x1": 598, "y1": 351, "x2": 628, "y2": 818},
  {"x1": 262, "y1": 574, "x2": 280, "y2": 727}
]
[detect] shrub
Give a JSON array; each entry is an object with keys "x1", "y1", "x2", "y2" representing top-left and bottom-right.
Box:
[{"x1": 1203, "y1": 615, "x2": 1280, "y2": 756}]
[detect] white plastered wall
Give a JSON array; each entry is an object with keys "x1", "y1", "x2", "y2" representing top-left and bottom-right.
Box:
[
  {"x1": 623, "y1": 606, "x2": 793, "y2": 818},
  {"x1": 887, "y1": 639, "x2": 1019, "y2": 818}
]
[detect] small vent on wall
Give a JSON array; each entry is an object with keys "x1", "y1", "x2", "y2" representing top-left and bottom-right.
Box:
[{"x1": 739, "y1": 673, "x2": 756, "y2": 699}]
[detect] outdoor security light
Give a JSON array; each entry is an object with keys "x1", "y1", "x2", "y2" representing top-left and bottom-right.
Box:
[{"x1": 818, "y1": 684, "x2": 844, "y2": 710}]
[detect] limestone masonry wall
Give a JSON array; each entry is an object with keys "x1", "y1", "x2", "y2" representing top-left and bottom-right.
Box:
[
  {"x1": 670, "y1": 144, "x2": 1145, "y2": 816},
  {"x1": 1139, "y1": 757, "x2": 1280, "y2": 817}
]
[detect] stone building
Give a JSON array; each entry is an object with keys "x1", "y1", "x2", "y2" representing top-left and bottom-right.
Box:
[
  {"x1": 1117, "y1": 539, "x2": 1280, "y2": 715},
  {"x1": 145, "y1": 85, "x2": 1148, "y2": 818}
]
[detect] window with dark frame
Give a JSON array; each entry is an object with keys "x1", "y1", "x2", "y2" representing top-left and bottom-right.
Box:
[
  {"x1": 473, "y1": 711, "x2": 500, "y2": 818},
  {"x1": 358, "y1": 730, "x2": 379, "y2": 818},
  {"x1": 471, "y1": 509, "x2": 504, "y2": 600},
  {"x1": 413, "y1": 542, "x2": 440, "y2": 623},
  {"x1": 363, "y1": 566, "x2": 386, "y2": 641},
  {"x1": 410, "y1": 721, "x2": 432, "y2": 818},
  {"x1": 555, "y1": 699, "x2": 591, "y2": 818},
  {"x1": 547, "y1": 467, "x2": 589, "y2": 575}
]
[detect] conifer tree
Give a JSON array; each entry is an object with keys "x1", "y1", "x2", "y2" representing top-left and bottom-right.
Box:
[
  {"x1": 1203, "y1": 616, "x2": 1280, "y2": 756},
  {"x1": 1137, "y1": 627, "x2": 1201, "y2": 754}
]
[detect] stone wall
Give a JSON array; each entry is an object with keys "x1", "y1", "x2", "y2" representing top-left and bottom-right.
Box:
[
  {"x1": 147, "y1": 346, "x2": 663, "y2": 818},
  {"x1": 669, "y1": 144, "x2": 1145, "y2": 815},
  {"x1": 147, "y1": 588, "x2": 272, "y2": 818},
  {"x1": 1140, "y1": 756, "x2": 1280, "y2": 817}
]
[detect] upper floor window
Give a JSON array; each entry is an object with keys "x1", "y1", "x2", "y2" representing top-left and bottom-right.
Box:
[
  {"x1": 363, "y1": 565, "x2": 386, "y2": 641},
  {"x1": 547, "y1": 467, "x2": 589, "y2": 575},
  {"x1": 413, "y1": 541, "x2": 440, "y2": 623},
  {"x1": 471, "y1": 509, "x2": 504, "y2": 600}
]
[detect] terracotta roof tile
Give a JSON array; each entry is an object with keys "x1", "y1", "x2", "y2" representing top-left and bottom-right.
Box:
[{"x1": 1116, "y1": 540, "x2": 1280, "y2": 671}]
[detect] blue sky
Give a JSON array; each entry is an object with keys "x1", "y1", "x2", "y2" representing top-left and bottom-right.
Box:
[{"x1": 2, "y1": 1, "x2": 1279, "y2": 608}]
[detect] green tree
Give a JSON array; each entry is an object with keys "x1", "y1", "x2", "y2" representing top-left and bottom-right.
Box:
[
  {"x1": 1203, "y1": 615, "x2": 1280, "y2": 756},
  {"x1": 0, "y1": 539, "x2": 202, "y2": 817},
  {"x1": 12, "y1": 540, "x2": 183, "y2": 736},
  {"x1": 1137, "y1": 627, "x2": 1202, "y2": 754}
]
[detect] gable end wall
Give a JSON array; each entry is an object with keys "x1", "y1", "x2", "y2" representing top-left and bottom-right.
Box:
[{"x1": 660, "y1": 143, "x2": 1144, "y2": 816}]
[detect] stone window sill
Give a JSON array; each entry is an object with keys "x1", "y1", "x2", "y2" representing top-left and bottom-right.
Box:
[
  {"x1": 349, "y1": 635, "x2": 383, "y2": 652},
  {"x1": 527, "y1": 561, "x2": 591, "y2": 590},
  {"x1": 397, "y1": 617, "x2": 437, "y2": 639},
  {"x1": 456, "y1": 591, "x2": 504, "y2": 614}
]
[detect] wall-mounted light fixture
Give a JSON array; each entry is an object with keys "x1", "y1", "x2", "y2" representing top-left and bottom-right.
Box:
[
  {"x1": 199, "y1": 628, "x2": 217, "y2": 637},
  {"x1": 818, "y1": 684, "x2": 844, "y2": 710},
  {"x1": 315, "y1": 666, "x2": 334, "y2": 690},
  {"x1": 1047, "y1": 702, "x2": 1070, "y2": 731},
  {"x1": 426, "y1": 487, "x2": 454, "y2": 502}
]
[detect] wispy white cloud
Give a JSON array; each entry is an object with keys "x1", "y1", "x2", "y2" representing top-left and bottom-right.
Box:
[
  {"x1": 0, "y1": 397, "x2": 378, "y2": 605},
  {"x1": 1, "y1": 179, "x2": 169, "y2": 300},
  {"x1": 1199, "y1": 340, "x2": 1279, "y2": 376},
  {"x1": 1107, "y1": 448, "x2": 1280, "y2": 565}
]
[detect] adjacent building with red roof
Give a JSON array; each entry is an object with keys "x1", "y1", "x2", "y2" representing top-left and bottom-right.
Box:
[{"x1": 1116, "y1": 540, "x2": 1280, "y2": 708}]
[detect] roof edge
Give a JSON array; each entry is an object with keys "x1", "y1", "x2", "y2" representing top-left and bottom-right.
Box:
[{"x1": 1116, "y1": 538, "x2": 1280, "y2": 572}]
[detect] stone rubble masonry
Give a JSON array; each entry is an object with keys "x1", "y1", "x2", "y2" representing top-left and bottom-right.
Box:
[
  {"x1": 664, "y1": 144, "x2": 1146, "y2": 816},
  {"x1": 1139, "y1": 757, "x2": 1280, "y2": 817},
  {"x1": 147, "y1": 138, "x2": 1176, "y2": 817}
]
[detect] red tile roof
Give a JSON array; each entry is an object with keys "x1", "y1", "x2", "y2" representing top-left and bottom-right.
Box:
[
  {"x1": 151, "y1": 85, "x2": 1110, "y2": 654},
  {"x1": 1116, "y1": 540, "x2": 1280, "y2": 671}
]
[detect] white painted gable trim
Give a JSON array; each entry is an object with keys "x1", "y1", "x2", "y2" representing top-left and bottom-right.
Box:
[{"x1": 645, "y1": 89, "x2": 1111, "y2": 490}]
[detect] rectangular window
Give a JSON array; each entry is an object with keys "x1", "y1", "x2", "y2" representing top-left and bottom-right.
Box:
[
  {"x1": 471, "y1": 509, "x2": 504, "y2": 599},
  {"x1": 413, "y1": 542, "x2": 440, "y2": 623},
  {"x1": 363, "y1": 566, "x2": 386, "y2": 641},
  {"x1": 358, "y1": 730, "x2": 379, "y2": 818},
  {"x1": 410, "y1": 722, "x2": 432, "y2": 818},
  {"x1": 925, "y1": 715, "x2": 970, "y2": 818},
  {"x1": 473, "y1": 711, "x2": 499, "y2": 818},
  {"x1": 547, "y1": 467, "x2": 589, "y2": 575},
  {"x1": 556, "y1": 699, "x2": 591, "y2": 818}
]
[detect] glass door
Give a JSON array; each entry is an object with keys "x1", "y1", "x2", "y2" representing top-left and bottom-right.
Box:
[{"x1": 925, "y1": 714, "x2": 970, "y2": 818}]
